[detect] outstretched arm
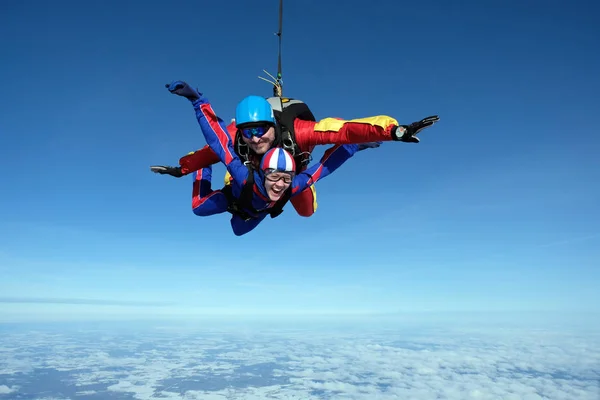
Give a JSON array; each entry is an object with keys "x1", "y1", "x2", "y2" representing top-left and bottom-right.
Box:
[
  {"x1": 290, "y1": 143, "x2": 362, "y2": 197},
  {"x1": 191, "y1": 97, "x2": 249, "y2": 185},
  {"x1": 294, "y1": 115, "x2": 439, "y2": 148},
  {"x1": 165, "y1": 80, "x2": 249, "y2": 184}
]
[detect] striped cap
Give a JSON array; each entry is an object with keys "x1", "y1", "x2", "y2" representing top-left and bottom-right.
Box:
[{"x1": 260, "y1": 148, "x2": 296, "y2": 173}]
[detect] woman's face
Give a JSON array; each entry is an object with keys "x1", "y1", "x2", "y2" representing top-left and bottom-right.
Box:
[{"x1": 264, "y1": 170, "x2": 293, "y2": 201}]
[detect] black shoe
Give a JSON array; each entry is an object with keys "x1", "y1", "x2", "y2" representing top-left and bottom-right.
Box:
[{"x1": 150, "y1": 165, "x2": 184, "y2": 178}]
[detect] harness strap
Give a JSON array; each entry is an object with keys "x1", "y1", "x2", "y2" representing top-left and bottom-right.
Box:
[
  {"x1": 239, "y1": 164, "x2": 255, "y2": 210},
  {"x1": 222, "y1": 164, "x2": 256, "y2": 222},
  {"x1": 224, "y1": 163, "x2": 293, "y2": 221}
]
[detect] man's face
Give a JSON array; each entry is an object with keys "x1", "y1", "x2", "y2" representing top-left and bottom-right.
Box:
[
  {"x1": 240, "y1": 125, "x2": 276, "y2": 154},
  {"x1": 263, "y1": 170, "x2": 293, "y2": 202}
]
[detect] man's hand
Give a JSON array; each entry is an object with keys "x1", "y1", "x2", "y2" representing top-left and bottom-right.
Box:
[
  {"x1": 393, "y1": 115, "x2": 440, "y2": 143},
  {"x1": 150, "y1": 165, "x2": 184, "y2": 178}
]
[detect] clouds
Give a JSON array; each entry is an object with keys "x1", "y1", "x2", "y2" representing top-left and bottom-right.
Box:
[
  {"x1": 0, "y1": 385, "x2": 17, "y2": 394},
  {"x1": 0, "y1": 297, "x2": 173, "y2": 307},
  {"x1": 279, "y1": 329, "x2": 600, "y2": 400},
  {"x1": 0, "y1": 322, "x2": 598, "y2": 399}
]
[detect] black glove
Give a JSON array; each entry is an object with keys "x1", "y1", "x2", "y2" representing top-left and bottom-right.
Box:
[
  {"x1": 150, "y1": 165, "x2": 184, "y2": 178},
  {"x1": 393, "y1": 115, "x2": 440, "y2": 143},
  {"x1": 165, "y1": 80, "x2": 201, "y2": 102}
]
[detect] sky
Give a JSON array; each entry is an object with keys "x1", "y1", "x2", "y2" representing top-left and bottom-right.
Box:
[{"x1": 0, "y1": 0, "x2": 599, "y2": 322}]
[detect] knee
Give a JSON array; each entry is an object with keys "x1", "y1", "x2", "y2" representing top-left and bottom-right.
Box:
[
  {"x1": 296, "y1": 208, "x2": 315, "y2": 218},
  {"x1": 192, "y1": 205, "x2": 213, "y2": 217},
  {"x1": 231, "y1": 218, "x2": 260, "y2": 236},
  {"x1": 291, "y1": 186, "x2": 317, "y2": 218},
  {"x1": 290, "y1": 198, "x2": 316, "y2": 218},
  {"x1": 231, "y1": 224, "x2": 249, "y2": 236}
]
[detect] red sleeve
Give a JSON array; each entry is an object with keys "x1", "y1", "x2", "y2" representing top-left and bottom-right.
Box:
[
  {"x1": 294, "y1": 115, "x2": 399, "y2": 149},
  {"x1": 179, "y1": 121, "x2": 237, "y2": 174}
]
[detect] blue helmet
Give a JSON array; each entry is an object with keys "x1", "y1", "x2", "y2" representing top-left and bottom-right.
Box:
[{"x1": 235, "y1": 95, "x2": 275, "y2": 127}]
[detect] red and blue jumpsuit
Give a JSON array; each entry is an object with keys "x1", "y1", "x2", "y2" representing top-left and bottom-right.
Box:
[
  {"x1": 191, "y1": 96, "x2": 365, "y2": 236},
  {"x1": 179, "y1": 101, "x2": 401, "y2": 218}
]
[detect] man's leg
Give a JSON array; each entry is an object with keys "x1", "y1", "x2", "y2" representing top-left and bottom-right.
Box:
[{"x1": 290, "y1": 184, "x2": 317, "y2": 217}]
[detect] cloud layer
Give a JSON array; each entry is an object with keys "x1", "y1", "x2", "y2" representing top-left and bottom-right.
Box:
[
  {"x1": 0, "y1": 297, "x2": 172, "y2": 307},
  {"x1": 0, "y1": 323, "x2": 598, "y2": 399}
]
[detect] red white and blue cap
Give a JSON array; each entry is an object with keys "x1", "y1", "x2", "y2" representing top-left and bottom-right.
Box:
[{"x1": 260, "y1": 148, "x2": 296, "y2": 173}]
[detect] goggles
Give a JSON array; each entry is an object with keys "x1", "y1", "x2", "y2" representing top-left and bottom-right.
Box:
[
  {"x1": 240, "y1": 124, "x2": 271, "y2": 139},
  {"x1": 264, "y1": 169, "x2": 295, "y2": 184}
]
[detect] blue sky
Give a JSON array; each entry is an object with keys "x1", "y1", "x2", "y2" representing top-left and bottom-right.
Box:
[{"x1": 0, "y1": 0, "x2": 598, "y2": 321}]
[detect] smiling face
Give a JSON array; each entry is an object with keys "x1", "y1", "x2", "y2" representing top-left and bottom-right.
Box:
[
  {"x1": 263, "y1": 170, "x2": 294, "y2": 201},
  {"x1": 235, "y1": 96, "x2": 276, "y2": 153},
  {"x1": 240, "y1": 125, "x2": 276, "y2": 155},
  {"x1": 259, "y1": 148, "x2": 296, "y2": 202}
]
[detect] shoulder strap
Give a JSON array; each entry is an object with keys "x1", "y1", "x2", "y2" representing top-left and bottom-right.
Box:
[
  {"x1": 223, "y1": 163, "x2": 291, "y2": 221},
  {"x1": 239, "y1": 164, "x2": 255, "y2": 209},
  {"x1": 222, "y1": 164, "x2": 259, "y2": 222},
  {"x1": 233, "y1": 131, "x2": 251, "y2": 163},
  {"x1": 267, "y1": 96, "x2": 316, "y2": 171}
]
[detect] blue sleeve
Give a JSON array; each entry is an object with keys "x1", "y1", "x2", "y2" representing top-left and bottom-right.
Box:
[
  {"x1": 290, "y1": 144, "x2": 359, "y2": 197},
  {"x1": 191, "y1": 97, "x2": 248, "y2": 185}
]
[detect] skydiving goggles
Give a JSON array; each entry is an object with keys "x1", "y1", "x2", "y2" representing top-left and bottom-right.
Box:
[
  {"x1": 239, "y1": 124, "x2": 273, "y2": 139},
  {"x1": 263, "y1": 168, "x2": 295, "y2": 184}
]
